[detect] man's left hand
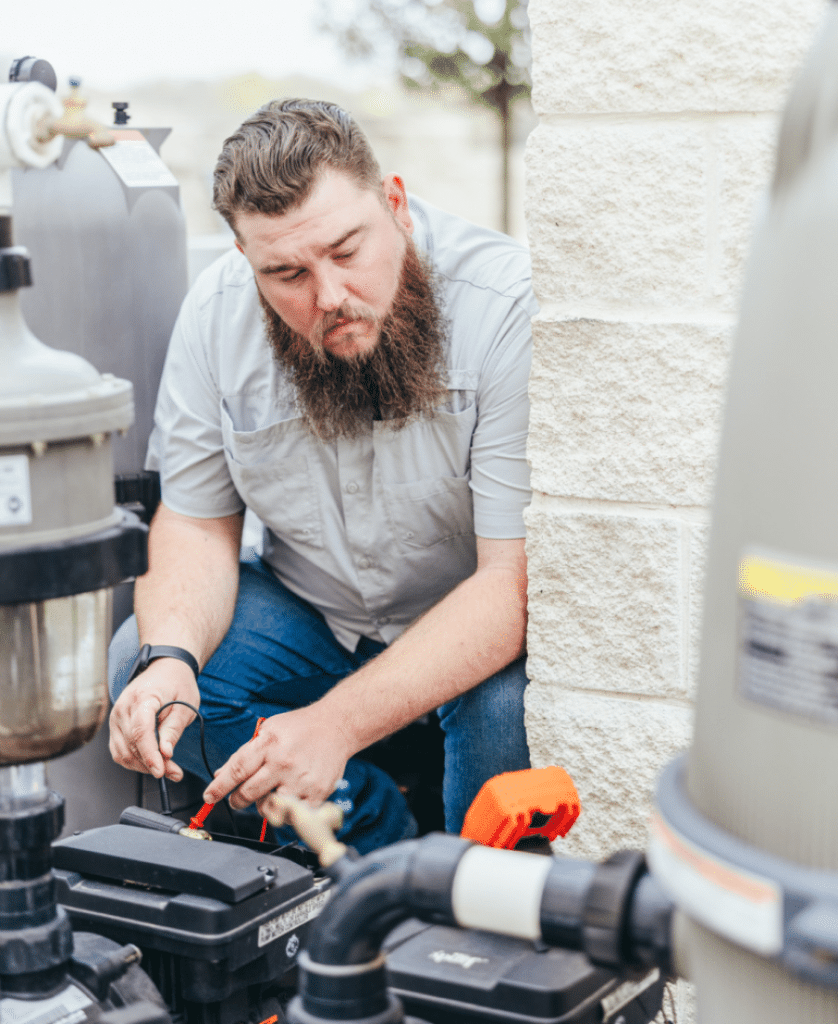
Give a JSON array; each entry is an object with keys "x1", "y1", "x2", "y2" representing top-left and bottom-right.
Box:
[{"x1": 202, "y1": 706, "x2": 354, "y2": 813}]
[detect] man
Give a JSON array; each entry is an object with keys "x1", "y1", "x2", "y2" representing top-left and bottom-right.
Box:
[{"x1": 108, "y1": 98, "x2": 536, "y2": 853}]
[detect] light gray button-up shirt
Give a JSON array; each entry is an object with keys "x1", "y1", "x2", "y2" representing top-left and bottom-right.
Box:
[{"x1": 147, "y1": 195, "x2": 537, "y2": 651}]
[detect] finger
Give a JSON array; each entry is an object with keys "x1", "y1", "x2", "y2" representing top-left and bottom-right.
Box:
[
  {"x1": 162, "y1": 757, "x2": 184, "y2": 783},
  {"x1": 156, "y1": 704, "x2": 196, "y2": 759},
  {"x1": 203, "y1": 745, "x2": 264, "y2": 805},
  {"x1": 109, "y1": 729, "x2": 147, "y2": 774},
  {"x1": 228, "y1": 764, "x2": 279, "y2": 810},
  {"x1": 130, "y1": 697, "x2": 167, "y2": 777}
]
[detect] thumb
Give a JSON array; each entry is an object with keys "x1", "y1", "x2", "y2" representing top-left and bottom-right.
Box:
[{"x1": 157, "y1": 704, "x2": 197, "y2": 758}]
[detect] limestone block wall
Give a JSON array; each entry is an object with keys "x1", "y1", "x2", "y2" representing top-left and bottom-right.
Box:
[{"x1": 523, "y1": 0, "x2": 828, "y2": 867}]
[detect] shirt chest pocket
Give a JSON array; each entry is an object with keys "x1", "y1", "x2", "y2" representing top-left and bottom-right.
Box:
[
  {"x1": 375, "y1": 387, "x2": 477, "y2": 551},
  {"x1": 220, "y1": 400, "x2": 323, "y2": 549},
  {"x1": 382, "y1": 475, "x2": 474, "y2": 551}
]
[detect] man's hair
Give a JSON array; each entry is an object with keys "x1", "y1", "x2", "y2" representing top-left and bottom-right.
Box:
[{"x1": 213, "y1": 98, "x2": 383, "y2": 230}]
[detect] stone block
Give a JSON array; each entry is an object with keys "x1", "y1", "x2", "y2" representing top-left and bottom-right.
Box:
[
  {"x1": 524, "y1": 686, "x2": 693, "y2": 860},
  {"x1": 525, "y1": 505, "x2": 687, "y2": 698},
  {"x1": 715, "y1": 117, "x2": 781, "y2": 312},
  {"x1": 529, "y1": 0, "x2": 827, "y2": 115},
  {"x1": 526, "y1": 123, "x2": 708, "y2": 309},
  {"x1": 528, "y1": 319, "x2": 730, "y2": 506}
]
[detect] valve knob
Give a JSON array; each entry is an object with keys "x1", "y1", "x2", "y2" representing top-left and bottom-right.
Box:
[{"x1": 461, "y1": 766, "x2": 581, "y2": 849}]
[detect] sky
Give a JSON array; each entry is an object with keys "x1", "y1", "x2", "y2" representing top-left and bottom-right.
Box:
[{"x1": 3, "y1": 0, "x2": 391, "y2": 91}]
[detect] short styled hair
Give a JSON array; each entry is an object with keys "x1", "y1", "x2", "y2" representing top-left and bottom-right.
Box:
[{"x1": 213, "y1": 98, "x2": 382, "y2": 230}]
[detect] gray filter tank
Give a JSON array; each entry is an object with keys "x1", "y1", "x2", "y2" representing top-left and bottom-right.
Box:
[
  {"x1": 648, "y1": 5, "x2": 838, "y2": 1021},
  {"x1": 12, "y1": 119, "x2": 188, "y2": 478}
]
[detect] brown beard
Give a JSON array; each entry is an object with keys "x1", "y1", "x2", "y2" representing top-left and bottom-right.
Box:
[{"x1": 259, "y1": 239, "x2": 449, "y2": 441}]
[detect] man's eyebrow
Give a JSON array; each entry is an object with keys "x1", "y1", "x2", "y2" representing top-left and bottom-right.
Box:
[
  {"x1": 317, "y1": 225, "x2": 365, "y2": 256},
  {"x1": 258, "y1": 226, "x2": 367, "y2": 275}
]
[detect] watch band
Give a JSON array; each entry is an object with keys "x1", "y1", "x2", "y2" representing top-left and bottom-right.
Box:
[{"x1": 126, "y1": 644, "x2": 200, "y2": 684}]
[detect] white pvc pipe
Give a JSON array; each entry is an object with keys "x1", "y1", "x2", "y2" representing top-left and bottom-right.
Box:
[
  {"x1": 0, "y1": 82, "x2": 63, "y2": 213},
  {"x1": 451, "y1": 846, "x2": 553, "y2": 940}
]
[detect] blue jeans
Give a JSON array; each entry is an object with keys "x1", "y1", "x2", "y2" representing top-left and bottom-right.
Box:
[{"x1": 109, "y1": 558, "x2": 530, "y2": 853}]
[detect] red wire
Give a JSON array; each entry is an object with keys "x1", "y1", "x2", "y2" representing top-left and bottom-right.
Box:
[{"x1": 190, "y1": 717, "x2": 270, "y2": 839}]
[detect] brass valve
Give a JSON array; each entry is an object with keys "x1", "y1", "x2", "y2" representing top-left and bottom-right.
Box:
[
  {"x1": 35, "y1": 79, "x2": 114, "y2": 150},
  {"x1": 261, "y1": 793, "x2": 346, "y2": 867}
]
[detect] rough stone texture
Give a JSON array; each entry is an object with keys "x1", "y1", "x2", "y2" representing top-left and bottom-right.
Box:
[
  {"x1": 715, "y1": 117, "x2": 782, "y2": 312},
  {"x1": 529, "y1": 0, "x2": 827, "y2": 115},
  {"x1": 525, "y1": 505, "x2": 687, "y2": 698},
  {"x1": 524, "y1": 686, "x2": 693, "y2": 859},
  {"x1": 689, "y1": 521, "x2": 711, "y2": 698},
  {"x1": 527, "y1": 123, "x2": 708, "y2": 309},
  {"x1": 528, "y1": 320, "x2": 730, "y2": 506}
]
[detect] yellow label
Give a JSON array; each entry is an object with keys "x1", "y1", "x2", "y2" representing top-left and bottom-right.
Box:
[{"x1": 739, "y1": 553, "x2": 838, "y2": 605}]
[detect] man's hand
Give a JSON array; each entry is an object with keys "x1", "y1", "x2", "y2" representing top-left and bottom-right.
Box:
[
  {"x1": 202, "y1": 705, "x2": 354, "y2": 813},
  {"x1": 109, "y1": 660, "x2": 200, "y2": 782}
]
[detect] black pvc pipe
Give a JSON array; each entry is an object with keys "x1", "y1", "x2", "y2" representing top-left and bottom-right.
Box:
[{"x1": 307, "y1": 833, "x2": 471, "y2": 966}]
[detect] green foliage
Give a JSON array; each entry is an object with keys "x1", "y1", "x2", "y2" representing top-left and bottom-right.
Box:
[{"x1": 320, "y1": 0, "x2": 531, "y2": 117}]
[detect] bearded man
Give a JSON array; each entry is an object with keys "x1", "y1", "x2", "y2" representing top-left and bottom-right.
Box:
[{"x1": 107, "y1": 98, "x2": 536, "y2": 853}]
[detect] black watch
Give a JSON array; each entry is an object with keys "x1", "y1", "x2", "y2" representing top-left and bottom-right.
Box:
[{"x1": 126, "y1": 644, "x2": 200, "y2": 684}]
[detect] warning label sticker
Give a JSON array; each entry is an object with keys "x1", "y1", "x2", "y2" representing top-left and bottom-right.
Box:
[
  {"x1": 0, "y1": 455, "x2": 32, "y2": 527},
  {"x1": 257, "y1": 891, "x2": 330, "y2": 948},
  {"x1": 648, "y1": 811, "x2": 782, "y2": 956},
  {"x1": 739, "y1": 551, "x2": 838, "y2": 726},
  {"x1": 0, "y1": 983, "x2": 92, "y2": 1024},
  {"x1": 101, "y1": 136, "x2": 178, "y2": 189}
]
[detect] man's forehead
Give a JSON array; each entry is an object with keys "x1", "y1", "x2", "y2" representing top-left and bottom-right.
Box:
[{"x1": 237, "y1": 171, "x2": 382, "y2": 251}]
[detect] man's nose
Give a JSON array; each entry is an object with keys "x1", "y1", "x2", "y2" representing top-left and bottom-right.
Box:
[{"x1": 314, "y1": 267, "x2": 347, "y2": 312}]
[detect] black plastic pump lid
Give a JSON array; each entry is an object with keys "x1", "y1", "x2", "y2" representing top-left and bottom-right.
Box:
[{"x1": 8, "y1": 56, "x2": 57, "y2": 92}]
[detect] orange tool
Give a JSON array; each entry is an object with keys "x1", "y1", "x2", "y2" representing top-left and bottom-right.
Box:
[{"x1": 461, "y1": 766, "x2": 581, "y2": 849}]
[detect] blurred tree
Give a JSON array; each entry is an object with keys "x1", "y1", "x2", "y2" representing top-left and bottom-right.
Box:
[{"x1": 320, "y1": 0, "x2": 531, "y2": 235}]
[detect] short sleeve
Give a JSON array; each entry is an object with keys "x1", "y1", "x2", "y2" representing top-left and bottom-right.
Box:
[
  {"x1": 145, "y1": 292, "x2": 245, "y2": 519},
  {"x1": 469, "y1": 291, "x2": 534, "y2": 539}
]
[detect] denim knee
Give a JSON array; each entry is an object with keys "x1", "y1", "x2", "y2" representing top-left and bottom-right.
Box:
[
  {"x1": 109, "y1": 615, "x2": 140, "y2": 702},
  {"x1": 437, "y1": 656, "x2": 531, "y2": 834}
]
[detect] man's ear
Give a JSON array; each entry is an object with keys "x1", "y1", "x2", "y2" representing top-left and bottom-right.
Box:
[
  {"x1": 382, "y1": 173, "x2": 413, "y2": 234},
  {"x1": 234, "y1": 238, "x2": 244, "y2": 254}
]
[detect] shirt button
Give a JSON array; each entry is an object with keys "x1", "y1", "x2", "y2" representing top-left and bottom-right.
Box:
[
  {"x1": 377, "y1": 615, "x2": 390, "y2": 626},
  {"x1": 358, "y1": 556, "x2": 371, "y2": 569},
  {"x1": 346, "y1": 481, "x2": 359, "y2": 494},
  {"x1": 404, "y1": 531, "x2": 414, "y2": 540}
]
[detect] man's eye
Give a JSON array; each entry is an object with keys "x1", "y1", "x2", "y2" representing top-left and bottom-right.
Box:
[{"x1": 335, "y1": 250, "x2": 355, "y2": 261}]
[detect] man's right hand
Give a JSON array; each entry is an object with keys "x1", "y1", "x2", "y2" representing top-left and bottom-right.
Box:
[{"x1": 109, "y1": 659, "x2": 200, "y2": 782}]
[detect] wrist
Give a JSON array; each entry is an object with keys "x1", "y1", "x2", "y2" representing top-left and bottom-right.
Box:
[
  {"x1": 314, "y1": 690, "x2": 371, "y2": 756},
  {"x1": 127, "y1": 644, "x2": 200, "y2": 685}
]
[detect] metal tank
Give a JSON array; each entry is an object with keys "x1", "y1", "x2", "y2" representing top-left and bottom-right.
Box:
[
  {"x1": 6, "y1": 65, "x2": 190, "y2": 828},
  {"x1": 11, "y1": 94, "x2": 188, "y2": 481}
]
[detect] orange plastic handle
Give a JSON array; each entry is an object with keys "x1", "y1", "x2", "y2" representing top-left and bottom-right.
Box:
[{"x1": 460, "y1": 766, "x2": 581, "y2": 849}]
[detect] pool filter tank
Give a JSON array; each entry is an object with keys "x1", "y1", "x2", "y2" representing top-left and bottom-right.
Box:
[
  {"x1": 0, "y1": 76, "x2": 150, "y2": 1004},
  {"x1": 648, "y1": 4, "x2": 838, "y2": 1020}
]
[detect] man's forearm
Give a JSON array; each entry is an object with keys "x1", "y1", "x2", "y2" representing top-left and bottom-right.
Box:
[
  {"x1": 315, "y1": 545, "x2": 527, "y2": 753},
  {"x1": 135, "y1": 504, "x2": 244, "y2": 667}
]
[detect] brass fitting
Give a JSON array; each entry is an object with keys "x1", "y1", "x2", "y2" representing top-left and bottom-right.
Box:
[
  {"x1": 262, "y1": 793, "x2": 346, "y2": 867},
  {"x1": 35, "y1": 79, "x2": 114, "y2": 150}
]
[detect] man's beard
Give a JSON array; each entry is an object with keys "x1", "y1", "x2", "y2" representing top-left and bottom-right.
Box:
[{"x1": 259, "y1": 240, "x2": 449, "y2": 441}]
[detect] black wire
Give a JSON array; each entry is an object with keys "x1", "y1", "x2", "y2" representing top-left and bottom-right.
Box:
[{"x1": 154, "y1": 700, "x2": 239, "y2": 836}]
